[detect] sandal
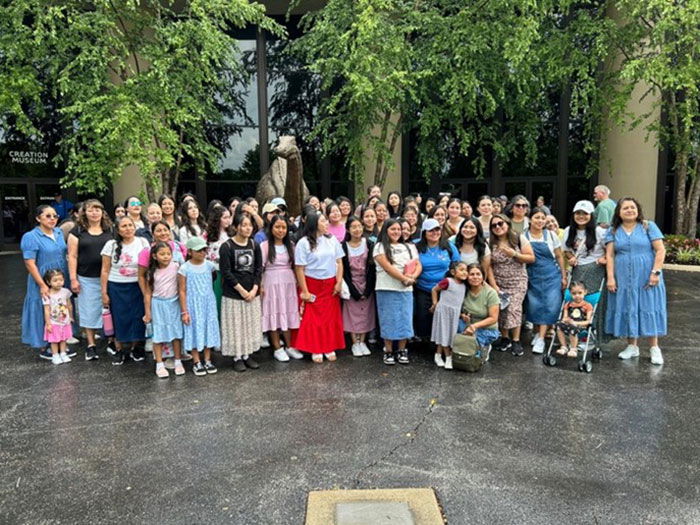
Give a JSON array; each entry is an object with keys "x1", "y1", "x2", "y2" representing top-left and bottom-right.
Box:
[
  {"x1": 556, "y1": 346, "x2": 567, "y2": 356},
  {"x1": 567, "y1": 347, "x2": 578, "y2": 358},
  {"x1": 312, "y1": 354, "x2": 323, "y2": 364},
  {"x1": 324, "y1": 352, "x2": 337, "y2": 362}
]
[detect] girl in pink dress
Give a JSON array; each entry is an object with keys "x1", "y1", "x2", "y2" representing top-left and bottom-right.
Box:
[{"x1": 260, "y1": 215, "x2": 303, "y2": 362}]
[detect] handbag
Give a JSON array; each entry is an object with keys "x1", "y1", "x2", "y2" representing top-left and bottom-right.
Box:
[
  {"x1": 340, "y1": 280, "x2": 351, "y2": 300},
  {"x1": 452, "y1": 333, "x2": 484, "y2": 372}
]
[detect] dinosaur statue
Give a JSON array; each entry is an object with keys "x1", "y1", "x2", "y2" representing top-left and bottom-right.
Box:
[{"x1": 255, "y1": 136, "x2": 309, "y2": 217}]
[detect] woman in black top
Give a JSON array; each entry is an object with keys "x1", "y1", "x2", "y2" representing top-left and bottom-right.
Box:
[{"x1": 67, "y1": 199, "x2": 113, "y2": 359}]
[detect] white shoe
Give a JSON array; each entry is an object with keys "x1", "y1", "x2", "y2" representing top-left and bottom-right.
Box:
[
  {"x1": 618, "y1": 344, "x2": 640, "y2": 360},
  {"x1": 444, "y1": 355, "x2": 453, "y2": 370},
  {"x1": 532, "y1": 337, "x2": 545, "y2": 354},
  {"x1": 434, "y1": 353, "x2": 445, "y2": 367},
  {"x1": 261, "y1": 334, "x2": 271, "y2": 348},
  {"x1": 650, "y1": 346, "x2": 664, "y2": 365},
  {"x1": 60, "y1": 353, "x2": 71, "y2": 363},
  {"x1": 285, "y1": 347, "x2": 304, "y2": 360},
  {"x1": 360, "y1": 342, "x2": 371, "y2": 356},
  {"x1": 351, "y1": 343, "x2": 364, "y2": 357},
  {"x1": 66, "y1": 336, "x2": 80, "y2": 345},
  {"x1": 274, "y1": 348, "x2": 290, "y2": 362},
  {"x1": 51, "y1": 354, "x2": 62, "y2": 365}
]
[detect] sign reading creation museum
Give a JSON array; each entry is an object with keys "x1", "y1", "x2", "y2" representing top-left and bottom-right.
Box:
[{"x1": 8, "y1": 151, "x2": 49, "y2": 164}]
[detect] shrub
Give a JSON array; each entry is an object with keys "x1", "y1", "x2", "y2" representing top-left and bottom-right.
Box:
[{"x1": 665, "y1": 235, "x2": 700, "y2": 264}]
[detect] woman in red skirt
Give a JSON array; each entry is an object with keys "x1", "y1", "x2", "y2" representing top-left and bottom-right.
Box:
[{"x1": 293, "y1": 212, "x2": 345, "y2": 363}]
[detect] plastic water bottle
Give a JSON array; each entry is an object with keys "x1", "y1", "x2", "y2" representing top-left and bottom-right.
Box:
[
  {"x1": 102, "y1": 307, "x2": 114, "y2": 336},
  {"x1": 145, "y1": 322, "x2": 153, "y2": 339}
]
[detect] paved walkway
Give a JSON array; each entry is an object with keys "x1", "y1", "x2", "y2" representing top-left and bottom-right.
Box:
[{"x1": 1, "y1": 256, "x2": 698, "y2": 524}]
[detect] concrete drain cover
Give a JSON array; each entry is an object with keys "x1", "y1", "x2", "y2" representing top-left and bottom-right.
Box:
[
  {"x1": 336, "y1": 501, "x2": 414, "y2": 525},
  {"x1": 305, "y1": 488, "x2": 443, "y2": 525}
]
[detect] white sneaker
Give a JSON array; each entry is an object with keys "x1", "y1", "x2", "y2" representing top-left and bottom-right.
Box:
[
  {"x1": 360, "y1": 342, "x2": 371, "y2": 356},
  {"x1": 444, "y1": 355, "x2": 453, "y2": 370},
  {"x1": 261, "y1": 334, "x2": 271, "y2": 348},
  {"x1": 60, "y1": 353, "x2": 71, "y2": 363},
  {"x1": 351, "y1": 343, "x2": 364, "y2": 357},
  {"x1": 434, "y1": 353, "x2": 445, "y2": 367},
  {"x1": 618, "y1": 344, "x2": 640, "y2": 360},
  {"x1": 650, "y1": 346, "x2": 664, "y2": 365},
  {"x1": 51, "y1": 354, "x2": 62, "y2": 365},
  {"x1": 274, "y1": 348, "x2": 290, "y2": 362},
  {"x1": 532, "y1": 337, "x2": 545, "y2": 354},
  {"x1": 285, "y1": 347, "x2": 304, "y2": 360},
  {"x1": 66, "y1": 336, "x2": 80, "y2": 345}
]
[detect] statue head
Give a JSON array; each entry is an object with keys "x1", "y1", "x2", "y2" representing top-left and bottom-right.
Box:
[{"x1": 274, "y1": 136, "x2": 299, "y2": 159}]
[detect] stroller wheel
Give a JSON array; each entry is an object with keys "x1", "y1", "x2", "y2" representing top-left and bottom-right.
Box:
[
  {"x1": 544, "y1": 355, "x2": 556, "y2": 367},
  {"x1": 584, "y1": 360, "x2": 593, "y2": 373}
]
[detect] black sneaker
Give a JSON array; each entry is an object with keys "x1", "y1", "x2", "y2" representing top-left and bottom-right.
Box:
[
  {"x1": 106, "y1": 342, "x2": 117, "y2": 356},
  {"x1": 66, "y1": 346, "x2": 77, "y2": 358},
  {"x1": 131, "y1": 346, "x2": 146, "y2": 362},
  {"x1": 204, "y1": 361, "x2": 217, "y2": 374},
  {"x1": 397, "y1": 349, "x2": 410, "y2": 364},
  {"x1": 383, "y1": 352, "x2": 396, "y2": 365},
  {"x1": 192, "y1": 361, "x2": 206, "y2": 376},
  {"x1": 39, "y1": 347, "x2": 53, "y2": 361},
  {"x1": 85, "y1": 345, "x2": 99, "y2": 361},
  {"x1": 493, "y1": 337, "x2": 511, "y2": 352},
  {"x1": 233, "y1": 359, "x2": 247, "y2": 372},
  {"x1": 243, "y1": 356, "x2": 259, "y2": 369},
  {"x1": 511, "y1": 341, "x2": 524, "y2": 356},
  {"x1": 112, "y1": 350, "x2": 125, "y2": 366}
]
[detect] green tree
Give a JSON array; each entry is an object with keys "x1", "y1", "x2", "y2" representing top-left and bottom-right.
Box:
[
  {"x1": 292, "y1": 0, "x2": 607, "y2": 190},
  {"x1": 0, "y1": 0, "x2": 284, "y2": 200},
  {"x1": 601, "y1": 0, "x2": 700, "y2": 236}
]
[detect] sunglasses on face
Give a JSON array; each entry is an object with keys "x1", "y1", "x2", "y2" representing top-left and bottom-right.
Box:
[
  {"x1": 44, "y1": 214, "x2": 59, "y2": 219},
  {"x1": 129, "y1": 201, "x2": 142, "y2": 206},
  {"x1": 513, "y1": 203, "x2": 528, "y2": 208},
  {"x1": 491, "y1": 221, "x2": 506, "y2": 230}
]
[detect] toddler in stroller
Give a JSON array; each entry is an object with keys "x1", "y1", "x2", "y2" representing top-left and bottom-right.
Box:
[{"x1": 555, "y1": 281, "x2": 594, "y2": 358}]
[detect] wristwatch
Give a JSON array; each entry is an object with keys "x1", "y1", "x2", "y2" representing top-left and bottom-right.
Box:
[{"x1": 651, "y1": 269, "x2": 662, "y2": 276}]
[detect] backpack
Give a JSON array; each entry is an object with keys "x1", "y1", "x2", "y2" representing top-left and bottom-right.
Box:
[{"x1": 452, "y1": 334, "x2": 485, "y2": 372}]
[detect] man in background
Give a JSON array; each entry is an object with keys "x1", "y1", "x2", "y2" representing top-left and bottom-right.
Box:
[
  {"x1": 51, "y1": 191, "x2": 74, "y2": 222},
  {"x1": 593, "y1": 185, "x2": 615, "y2": 228}
]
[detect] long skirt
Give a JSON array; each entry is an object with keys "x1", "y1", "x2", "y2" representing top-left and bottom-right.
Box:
[
  {"x1": 292, "y1": 277, "x2": 345, "y2": 354},
  {"x1": 376, "y1": 290, "x2": 414, "y2": 340},
  {"x1": 261, "y1": 269, "x2": 300, "y2": 332},
  {"x1": 572, "y1": 262, "x2": 611, "y2": 343},
  {"x1": 77, "y1": 276, "x2": 103, "y2": 329},
  {"x1": 107, "y1": 281, "x2": 145, "y2": 343},
  {"x1": 151, "y1": 296, "x2": 183, "y2": 343},
  {"x1": 221, "y1": 296, "x2": 263, "y2": 358},
  {"x1": 342, "y1": 295, "x2": 376, "y2": 333}
]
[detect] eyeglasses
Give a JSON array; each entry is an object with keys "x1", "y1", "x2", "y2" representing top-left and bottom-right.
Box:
[
  {"x1": 129, "y1": 201, "x2": 143, "y2": 206},
  {"x1": 491, "y1": 221, "x2": 506, "y2": 230},
  {"x1": 44, "y1": 214, "x2": 59, "y2": 219},
  {"x1": 513, "y1": 203, "x2": 528, "y2": 208}
]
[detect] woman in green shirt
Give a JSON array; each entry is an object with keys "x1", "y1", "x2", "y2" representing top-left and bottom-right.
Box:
[{"x1": 460, "y1": 264, "x2": 501, "y2": 360}]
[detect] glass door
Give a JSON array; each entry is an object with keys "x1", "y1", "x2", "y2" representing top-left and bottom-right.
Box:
[{"x1": 0, "y1": 183, "x2": 31, "y2": 249}]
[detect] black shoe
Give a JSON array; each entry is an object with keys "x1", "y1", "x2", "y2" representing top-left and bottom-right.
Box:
[
  {"x1": 204, "y1": 361, "x2": 218, "y2": 374},
  {"x1": 397, "y1": 349, "x2": 410, "y2": 364},
  {"x1": 233, "y1": 359, "x2": 247, "y2": 372},
  {"x1": 192, "y1": 362, "x2": 206, "y2": 376},
  {"x1": 39, "y1": 347, "x2": 53, "y2": 361},
  {"x1": 494, "y1": 337, "x2": 511, "y2": 352},
  {"x1": 106, "y1": 342, "x2": 117, "y2": 356},
  {"x1": 66, "y1": 346, "x2": 77, "y2": 358},
  {"x1": 131, "y1": 346, "x2": 146, "y2": 362},
  {"x1": 243, "y1": 356, "x2": 259, "y2": 369},
  {"x1": 112, "y1": 350, "x2": 125, "y2": 366},
  {"x1": 511, "y1": 341, "x2": 524, "y2": 356},
  {"x1": 383, "y1": 352, "x2": 396, "y2": 365},
  {"x1": 85, "y1": 346, "x2": 98, "y2": 361}
]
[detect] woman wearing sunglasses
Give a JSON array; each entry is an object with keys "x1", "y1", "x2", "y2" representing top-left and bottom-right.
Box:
[
  {"x1": 508, "y1": 195, "x2": 530, "y2": 234},
  {"x1": 21, "y1": 205, "x2": 70, "y2": 359},
  {"x1": 487, "y1": 214, "x2": 535, "y2": 356}
]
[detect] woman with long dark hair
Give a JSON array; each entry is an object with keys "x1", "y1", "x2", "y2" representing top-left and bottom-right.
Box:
[
  {"x1": 158, "y1": 194, "x2": 180, "y2": 241},
  {"x1": 293, "y1": 212, "x2": 345, "y2": 363},
  {"x1": 260, "y1": 215, "x2": 302, "y2": 362},
  {"x1": 444, "y1": 198, "x2": 463, "y2": 238},
  {"x1": 453, "y1": 217, "x2": 491, "y2": 273},
  {"x1": 487, "y1": 213, "x2": 535, "y2": 356},
  {"x1": 21, "y1": 205, "x2": 70, "y2": 358},
  {"x1": 124, "y1": 195, "x2": 146, "y2": 229},
  {"x1": 387, "y1": 191, "x2": 403, "y2": 218},
  {"x1": 605, "y1": 198, "x2": 667, "y2": 364},
  {"x1": 178, "y1": 199, "x2": 207, "y2": 245}
]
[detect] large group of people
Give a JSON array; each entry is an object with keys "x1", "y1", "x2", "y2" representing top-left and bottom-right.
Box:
[{"x1": 20, "y1": 183, "x2": 669, "y2": 376}]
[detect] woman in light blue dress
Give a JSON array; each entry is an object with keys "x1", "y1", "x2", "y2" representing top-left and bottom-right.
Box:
[
  {"x1": 605, "y1": 198, "x2": 667, "y2": 365},
  {"x1": 21, "y1": 205, "x2": 69, "y2": 352}
]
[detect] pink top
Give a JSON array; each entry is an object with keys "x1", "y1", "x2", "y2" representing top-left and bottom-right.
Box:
[
  {"x1": 328, "y1": 223, "x2": 346, "y2": 244},
  {"x1": 152, "y1": 261, "x2": 179, "y2": 298},
  {"x1": 137, "y1": 240, "x2": 187, "y2": 268},
  {"x1": 42, "y1": 288, "x2": 72, "y2": 326}
]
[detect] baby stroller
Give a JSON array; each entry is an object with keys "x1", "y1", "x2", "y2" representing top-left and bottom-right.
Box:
[{"x1": 543, "y1": 276, "x2": 605, "y2": 373}]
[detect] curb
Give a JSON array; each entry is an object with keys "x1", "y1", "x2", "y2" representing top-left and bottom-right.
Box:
[{"x1": 663, "y1": 263, "x2": 700, "y2": 273}]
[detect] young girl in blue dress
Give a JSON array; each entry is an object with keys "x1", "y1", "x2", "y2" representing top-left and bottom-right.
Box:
[
  {"x1": 142, "y1": 242, "x2": 185, "y2": 378},
  {"x1": 178, "y1": 237, "x2": 220, "y2": 376}
]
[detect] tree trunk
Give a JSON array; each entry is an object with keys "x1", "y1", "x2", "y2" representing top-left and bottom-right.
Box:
[
  {"x1": 373, "y1": 111, "x2": 391, "y2": 188},
  {"x1": 377, "y1": 115, "x2": 403, "y2": 190},
  {"x1": 673, "y1": 152, "x2": 688, "y2": 234},
  {"x1": 684, "y1": 159, "x2": 700, "y2": 237}
]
